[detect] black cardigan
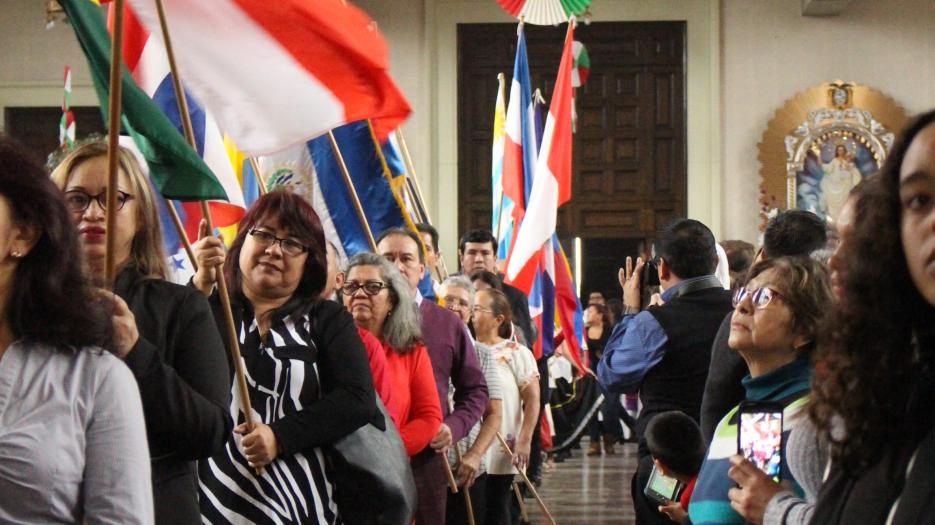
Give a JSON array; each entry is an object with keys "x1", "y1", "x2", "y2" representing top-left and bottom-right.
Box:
[
  {"x1": 115, "y1": 268, "x2": 232, "y2": 525},
  {"x1": 207, "y1": 295, "x2": 377, "y2": 455}
]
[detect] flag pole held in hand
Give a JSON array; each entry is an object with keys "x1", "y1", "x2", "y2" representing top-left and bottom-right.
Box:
[
  {"x1": 496, "y1": 432, "x2": 556, "y2": 524},
  {"x1": 153, "y1": 0, "x2": 260, "y2": 474}
]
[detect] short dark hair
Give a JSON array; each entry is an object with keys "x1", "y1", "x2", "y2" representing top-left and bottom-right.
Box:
[
  {"x1": 470, "y1": 269, "x2": 503, "y2": 291},
  {"x1": 656, "y1": 219, "x2": 717, "y2": 279},
  {"x1": 645, "y1": 411, "x2": 706, "y2": 478},
  {"x1": 376, "y1": 227, "x2": 425, "y2": 263},
  {"x1": 762, "y1": 210, "x2": 826, "y2": 259},
  {"x1": 225, "y1": 190, "x2": 328, "y2": 314},
  {"x1": 0, "y1": 134, "x2": 111, "y2": 350},
  {"x1": 416, "y1": 223, "x2": 439, "y2": 252},
  {"x1": 721, "y1": 239, "x2": 756, "y2": 291},
  {"x1": 459, "y1": 228, "x2": 497, "y2": 254}
]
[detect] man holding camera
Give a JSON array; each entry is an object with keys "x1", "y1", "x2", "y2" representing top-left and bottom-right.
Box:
[{"x1": 597, "y1": 219, "x2": 733, "y2": 525}]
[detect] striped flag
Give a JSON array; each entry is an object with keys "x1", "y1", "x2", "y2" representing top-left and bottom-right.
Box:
[
  {"x1": 109, "y1": 4, "x2": 247, "y2": 282},
  {"x1": 491, "y1": 73, "x2": 514, "y2": 263},
  {"x1": 59, "y1": 66, "x2": 75, "y2": 148},
  {"x1": 548, "y1": 234, "x2": 585, "y2": 372},
  {"x1": 506, "y1": 21, "x2": 574, "y2": 294},
  {"x1": 126, "y1": 0, "x2": 411, "y2": 155},
  {"x1": 501, "y1": 23, "x2": 538, "y2": 258},
  {"x1": 61, "y1": 0, "x2": 226, "y2": 203}
]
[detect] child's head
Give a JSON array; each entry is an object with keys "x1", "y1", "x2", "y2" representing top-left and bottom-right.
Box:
[{"x1": 645, "y1": 411, "x2": 706, "y2": 479}]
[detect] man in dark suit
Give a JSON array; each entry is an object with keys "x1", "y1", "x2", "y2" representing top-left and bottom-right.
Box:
[{"x1": 457, "y1": 229, "x2": 535, "y2": 346}]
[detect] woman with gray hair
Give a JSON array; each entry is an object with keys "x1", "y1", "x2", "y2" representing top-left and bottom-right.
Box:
[{"x1": 342, "y1": 252, "x2": 443, "y2": 456}]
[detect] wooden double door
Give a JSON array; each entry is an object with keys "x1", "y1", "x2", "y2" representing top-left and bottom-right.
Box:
[{"x1": 457, "y1": 21, "x2": 686, "y2": 300}]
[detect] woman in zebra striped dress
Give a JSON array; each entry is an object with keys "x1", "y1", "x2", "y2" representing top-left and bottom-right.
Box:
[{"x1": 192, "y1": 191, "x2": 377, "y2": 524}]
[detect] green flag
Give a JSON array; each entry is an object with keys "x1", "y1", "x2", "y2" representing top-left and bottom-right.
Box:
[{"x1": 60, "y1": 0, "x2": 227, "y2": 201}]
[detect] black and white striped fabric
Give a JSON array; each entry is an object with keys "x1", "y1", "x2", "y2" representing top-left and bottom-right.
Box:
[{"x1": 199, "y1": 311, "x2": 339, "y2": 525}]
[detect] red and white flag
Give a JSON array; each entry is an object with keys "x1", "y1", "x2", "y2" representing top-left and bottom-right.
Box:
[
  {"x1": 126, "y1": 0, "x2": 411, "y2": 156},
  {"x1": 506, "y1": 22, "x2": 574, "y2": 293}
]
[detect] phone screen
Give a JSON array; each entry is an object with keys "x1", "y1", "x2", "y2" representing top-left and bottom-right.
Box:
[
  {"x1": 649, "y1": 469, "x2": 679, "y2": 499},
  {"x1": 738, "y1": 409, "x2": 783, "y2": 481},
  {"x1": 644, "y1": 464, "x2": 682, "y2": 505}
]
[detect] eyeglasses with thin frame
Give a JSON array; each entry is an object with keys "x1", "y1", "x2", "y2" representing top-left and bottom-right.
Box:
[
  {"x1": 443, "y1": 296, "x2": 471, "y2": 309},
  {"x1": 733, "y1": 286, "x2": 783, "y2": 309},
  {"x1": 471, "y1": 305, "x2": 493, "y2": 314},
  {"x1": 248, "y1": 229, "x2": 309, "y2": 256},
  {"x1": 64, "y1": 189, "x2": 134, "y2": 213},
  {"x1": 342, "y1": 281, "x2": 389, "y2": 296}
]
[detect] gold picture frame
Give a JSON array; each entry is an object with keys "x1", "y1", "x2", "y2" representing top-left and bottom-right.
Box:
[{"x1": 757, "y1": 81, "x2": 907, "y2": 228}]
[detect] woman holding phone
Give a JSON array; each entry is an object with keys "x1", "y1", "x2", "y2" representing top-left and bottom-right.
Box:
[{"x1": 685, "y1": 257, "x2": 832, "y2": 525}]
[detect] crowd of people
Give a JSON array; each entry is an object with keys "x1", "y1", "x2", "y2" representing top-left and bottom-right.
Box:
[{"x1": 0, "y1": 108, "x2": 933, "y2": 525}]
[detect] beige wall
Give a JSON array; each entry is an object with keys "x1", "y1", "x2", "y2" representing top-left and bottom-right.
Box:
[
  {"x1": 4, "y1": 0, "x2": 933, "y2": 255},
  {"x1": 721, "y1": 0, "x2": 935, "y2": 243},
  {"x1": 0, "y1": 1, "x2": 99, "y2": 126}
]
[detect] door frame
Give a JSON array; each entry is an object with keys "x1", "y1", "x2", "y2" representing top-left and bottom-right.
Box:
[{"x1": 429, "y1": 0, "x2": 721, "y2": 258}]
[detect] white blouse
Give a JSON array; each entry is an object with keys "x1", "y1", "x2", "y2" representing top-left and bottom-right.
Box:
[{"x1": 0, "y1": 340, "x2": 152, "y2": 524}]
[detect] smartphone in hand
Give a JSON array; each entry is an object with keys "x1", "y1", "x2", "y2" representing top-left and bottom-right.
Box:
[{"x1": 737, "y1": 401, "x2": 784, "y2": 482}]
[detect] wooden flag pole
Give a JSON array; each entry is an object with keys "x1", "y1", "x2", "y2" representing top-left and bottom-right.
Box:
[
  {"x1": 512, "y1": 482, "x2": 531, "y2": 522},
  {"x1": 443, "y1": 455, "x2": 459, "y2": 494},
  {"x1": 366, "y1": 120, "x2": 439, "y2": 281},
  {"x1": 454, "y1": 448, "x2": 476, "y2": 525},
  {"x1": 249, "y1": 157, "x2": 268, "y2": 195},
  {"x1": 164, "y1": 198, "x2": 197, "y2": 270},
  {"x1": 153, "y1": 0, "x2": 259, "y2": 459},
  {"x1": 496, "y1": 432, "x2": 557, "y2": 525},
  {"x1": 103, "y1": 0, "x2": 125, "y2": 287},
  {"x1": 394, "y1": 129, "x2": 452, "y2": 280},
  {"x1": 327, "y1": 131, "x2": 377, "y2": 251}
]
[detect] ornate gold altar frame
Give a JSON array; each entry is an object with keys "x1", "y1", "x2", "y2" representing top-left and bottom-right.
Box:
[{"x1": 757, "y1": 81, "x2": 907, "y2": 228}]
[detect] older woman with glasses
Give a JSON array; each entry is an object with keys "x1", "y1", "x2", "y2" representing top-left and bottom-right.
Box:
[
  {"x1": 191, "y1": 191, "x2": 377, "y2": 524},
  {"x1": 472, "y1": 287, "x2": 540, "y2": 525},
  {"x1": 342, "y1": 252, "x2": 442, "y2": 457},
  {"x1": 686, "y1": 257, "x2": 832, "y2": 525},
  {"x1": 440, "y1": 275, "x2": 504, "y2": 525},
  {"x1": 51, "y1": 141, "x2": 231, "y2": 525}
]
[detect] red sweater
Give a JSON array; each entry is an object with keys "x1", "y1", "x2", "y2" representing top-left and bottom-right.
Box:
[
  {"x1": 383, "y1": 341, "x2": 443, "y2": 457},
  {"x1": 356, "y1": 327, "x2": 398, "y2": 426}
]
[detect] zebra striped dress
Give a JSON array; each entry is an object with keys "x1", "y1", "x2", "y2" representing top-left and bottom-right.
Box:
[{"x1": 199, "y1": 308, "x2": 339, "y2": 525}]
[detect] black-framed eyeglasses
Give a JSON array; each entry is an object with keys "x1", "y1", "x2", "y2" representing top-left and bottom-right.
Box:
[
  {"x1": 64, "y1": 189, "x2": 134, "y2": 213},
  {"x1": 342, "y1": 281, "x2": 389, "y2": 296},
  {"x1": 248, "y1": 229, "x2": 309, "y2": 256},
  {"x1": 733, "y1": 286, "x2": 783, "y2": 309}
]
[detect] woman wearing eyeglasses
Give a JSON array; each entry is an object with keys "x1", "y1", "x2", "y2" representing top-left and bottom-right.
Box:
[
  {"x1": 51, "y1": 141, "x2": 231, "y2": 525},
  {"x1": 686, "y1": 257, "x2": 832, "y2": 525},
  {"x1": 472, "y1": 287, "x2": 540, "y2": 525},
  {"x1": 190, "y1": 191, "x2": 377, "y2": 524},
  {"x1": 342, "y1": 252, "x2": 442, "y2": 457}
]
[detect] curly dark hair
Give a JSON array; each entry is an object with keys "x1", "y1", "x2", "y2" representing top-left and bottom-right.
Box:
[
  {"x1": 809, "y1": 109, "x2": 935, "y2": 473},
  {"x1": 0, "y1": 135, "x2": 111, "y2": 350}
]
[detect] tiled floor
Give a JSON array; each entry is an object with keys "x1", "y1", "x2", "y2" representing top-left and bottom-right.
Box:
[{"x1": 522, "y1": 441, "x2": 638, "y2": 525}]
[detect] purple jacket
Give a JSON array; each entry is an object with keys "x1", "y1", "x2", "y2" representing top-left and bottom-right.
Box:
[{"x1": 418, "y1": 300, "x2": 488, "y2": 443}]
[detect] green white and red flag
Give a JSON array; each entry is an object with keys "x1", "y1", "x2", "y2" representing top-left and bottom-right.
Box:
[{"x1": 59, "y1": 66, "x2": 75, "y2": 148}]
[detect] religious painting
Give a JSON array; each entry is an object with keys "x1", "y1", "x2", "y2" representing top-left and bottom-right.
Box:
[
  {"x1": 795, "y1": 129, "x2": 878, "y2": 221},
  {"x1": 757, "y1": 81, "x2": 908, "y2": 227}
]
